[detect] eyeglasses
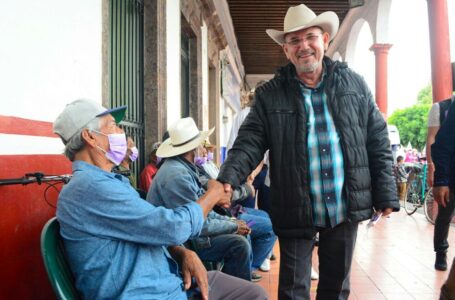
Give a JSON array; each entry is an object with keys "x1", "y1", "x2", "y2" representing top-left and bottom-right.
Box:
[{"x1": 285, "y1": 34, "x2": 321, "y2": 46}]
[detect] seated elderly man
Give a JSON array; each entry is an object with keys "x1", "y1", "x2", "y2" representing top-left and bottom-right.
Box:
[
  {"x1": 147, "y1": 117, "x2": 255, "y2": 281},
  {"x1": 53, "y1": 99, "x2": 268, "y2": 300},
  {"x1": 195, "y1": 140, "x2": 277, "y2": 274}
]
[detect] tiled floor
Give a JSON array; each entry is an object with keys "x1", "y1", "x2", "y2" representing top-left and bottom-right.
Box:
[{"x1": 256, "y1": 209, "x2": 454, "y2": 300}]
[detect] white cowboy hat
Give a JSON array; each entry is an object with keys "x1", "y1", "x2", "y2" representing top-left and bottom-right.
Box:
[
  {"x1": 266, "y1": 4, "x2": 339, "y2": 45},
  {"x1": 157, "y1": 117, "x2": 214, "y2": 158}
]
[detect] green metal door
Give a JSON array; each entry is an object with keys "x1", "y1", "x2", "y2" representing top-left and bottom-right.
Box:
[{"x1": 109, "y1": 0, "x2": 144, "y2": 186}]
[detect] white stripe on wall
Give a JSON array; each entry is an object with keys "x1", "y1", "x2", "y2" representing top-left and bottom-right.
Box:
[{"x1": 0, "y1": 134, "x2": 65, "y2": 155}]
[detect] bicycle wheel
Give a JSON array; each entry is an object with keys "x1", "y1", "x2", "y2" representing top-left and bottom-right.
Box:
[
  {"x1": 404, "y1": 179, "x2": 420, "y2": 215},
  {"x1": 423, "y1": 188, "x2": 437, "y2": 224}
]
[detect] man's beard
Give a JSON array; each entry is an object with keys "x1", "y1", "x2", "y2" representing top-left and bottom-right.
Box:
[{"x1": 296, "y1": 61, "x2": 318, "y2": 73}]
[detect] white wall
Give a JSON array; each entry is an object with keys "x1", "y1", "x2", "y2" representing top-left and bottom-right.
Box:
[
  {"x1": 0, "y1": 0, "x2": 102, "y2": 122},
  {"x1": 166, "y1": 0, "x2": 181, "y2": 128},
  {"x1": 0, "y1": 0, "x2": 102, "y2": 155},
  {"x1": 350, "y1": 22, "x2": 375, "y2": 98}
]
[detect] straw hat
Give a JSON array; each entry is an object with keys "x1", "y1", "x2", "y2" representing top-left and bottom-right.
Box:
[
  {"x1": 202, "y1": 139, "x2": 217, "y2": 149},
  {"x1": 157, "y1": 117, "x2": 214, "y2": 158},
  {"x1": 266, "y1": 4, "x2": 339, "y2": 45}
]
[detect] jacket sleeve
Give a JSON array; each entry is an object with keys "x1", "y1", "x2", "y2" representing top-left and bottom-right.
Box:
[
  {"x1": 231, "y1": 184, "x2": 253, "y2": 203},
  {"x1": 363, "y1": 77, "x2": 400, "y2": 211},
  {"x1": 432, "y1": 102, "x2": 455, "y2": 186},
  {"x1": 199, "y1": 211, "x2": 238, "y2": 237},
  {"x1": 218, "y1": 92, "x2": 269, "y2": 187}
]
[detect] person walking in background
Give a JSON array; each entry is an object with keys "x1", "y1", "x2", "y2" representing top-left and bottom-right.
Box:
[
  {"x1": 427, "y1": 62, "x2": 455, "y2": 271},
  {"x1": 395, "y1": 156, "x2": 408, "y2": 201},
  {"x1": 217, "y1": 4, "x2": 399, "y2": 299},
  {"x1": 431, "y1": 98, "x2": 455, "y2": 298}
]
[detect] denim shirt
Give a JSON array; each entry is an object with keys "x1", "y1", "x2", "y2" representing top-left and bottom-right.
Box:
[
  {"x1": 57, "y1": 161, "x2": 203, "y2": 300},
  {"x1": 147, "y1": 157, "x2": 238, "y2": 248}
]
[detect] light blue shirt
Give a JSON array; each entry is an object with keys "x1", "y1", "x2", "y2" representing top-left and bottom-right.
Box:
[
  {"x1": 57, "y1": 160, "x2": 204, "y2": 300},
  {"x1": 147, "y1": 157, "x2": 238, "y2": 248}
]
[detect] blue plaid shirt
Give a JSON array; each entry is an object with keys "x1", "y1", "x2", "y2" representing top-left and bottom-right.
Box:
[{"x1": 300, "y1": 76, "x2": 347, "y2": 228}]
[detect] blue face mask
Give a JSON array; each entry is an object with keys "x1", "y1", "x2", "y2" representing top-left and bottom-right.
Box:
[{"x1": 93, "y1": 130, "x2": 127, "y2": 166}]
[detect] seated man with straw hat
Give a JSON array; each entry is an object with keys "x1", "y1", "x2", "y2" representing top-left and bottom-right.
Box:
[{"x1": 147, "y1": 117, "x2": 260, "y2": 282}]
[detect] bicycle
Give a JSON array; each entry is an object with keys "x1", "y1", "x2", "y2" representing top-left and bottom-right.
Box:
[
  {"x1": 403, "y1": 163, "x2": 437, "y2": 224},
  {"x1": 0, "y1": 172, "x2": 72, "y2": 207}
]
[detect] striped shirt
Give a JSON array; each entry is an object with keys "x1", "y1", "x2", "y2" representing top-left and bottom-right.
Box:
[{"x1": 300, "y1": 77, "x2": 347, "y2": 228}]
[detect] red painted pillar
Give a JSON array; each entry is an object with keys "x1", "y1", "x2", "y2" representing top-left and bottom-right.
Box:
[
  {"x1": 427, "y1": 0, "x2": 452, "y2": 103},
  {"x1": 370, "y1": 43, "x2": 392, "y2": 118}
]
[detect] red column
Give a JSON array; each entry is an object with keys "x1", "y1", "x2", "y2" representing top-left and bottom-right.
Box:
[
  {"x1": 427, "y1": 0, "x2": 452, "y2": 103},
  {"x1": 370, "y1": 43, "x2": 392, "y2": 118}
]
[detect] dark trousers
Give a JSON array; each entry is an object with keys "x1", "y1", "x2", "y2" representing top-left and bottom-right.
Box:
[
  {"x1": 278, "y1": 221, "x2": 358, "y2": 300},
  {"x1": 434, "y1": 190, "x2": 455, "y2": 254}
]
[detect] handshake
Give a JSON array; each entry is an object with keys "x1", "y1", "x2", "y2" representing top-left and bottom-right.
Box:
[{"x1": 196, "y1": 179, "x2": 233, "y2": 217}]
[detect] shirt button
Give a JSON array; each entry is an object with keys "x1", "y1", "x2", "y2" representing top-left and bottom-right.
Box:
[
  {"x1": 324, "y1": 173, "x2": 328, "y2": 176},
  {"x1": 322, "y1": 148, "x2": 326, "y2": 152}
]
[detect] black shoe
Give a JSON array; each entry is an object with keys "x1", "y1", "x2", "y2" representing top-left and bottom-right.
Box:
[
  {"x1": 270, "y1": 253, "x2": 276, "y2": 261},
  {"x1": 435, "y1": 252, "x2": 448, "y2": 271}
]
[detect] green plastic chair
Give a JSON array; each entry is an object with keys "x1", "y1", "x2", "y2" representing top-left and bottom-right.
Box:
[{"x1": 40, "y1": 217, "x2": 80, "y2": 300}]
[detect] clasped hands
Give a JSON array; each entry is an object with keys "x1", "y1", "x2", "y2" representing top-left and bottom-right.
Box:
[{"x1": 206, "y1": 179, "x2": 232, "y2": 208}]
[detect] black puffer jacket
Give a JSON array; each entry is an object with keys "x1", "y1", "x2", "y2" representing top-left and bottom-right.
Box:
[{"x1": 218, "y1": 57, "x2": 399, "y2": 239}]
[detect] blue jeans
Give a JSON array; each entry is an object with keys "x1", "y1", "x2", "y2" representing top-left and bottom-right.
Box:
[
  {"x1": 238, "y1": 208, "x2": 277, "y2": 269},
  {"x1": 195, "y1": 234, "x2": 252, "y2": 281}
]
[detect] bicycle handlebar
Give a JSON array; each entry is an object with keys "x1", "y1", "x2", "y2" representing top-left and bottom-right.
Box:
[{"x1": 0, "y1": 172, "x2": 72, "y2": 186}]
